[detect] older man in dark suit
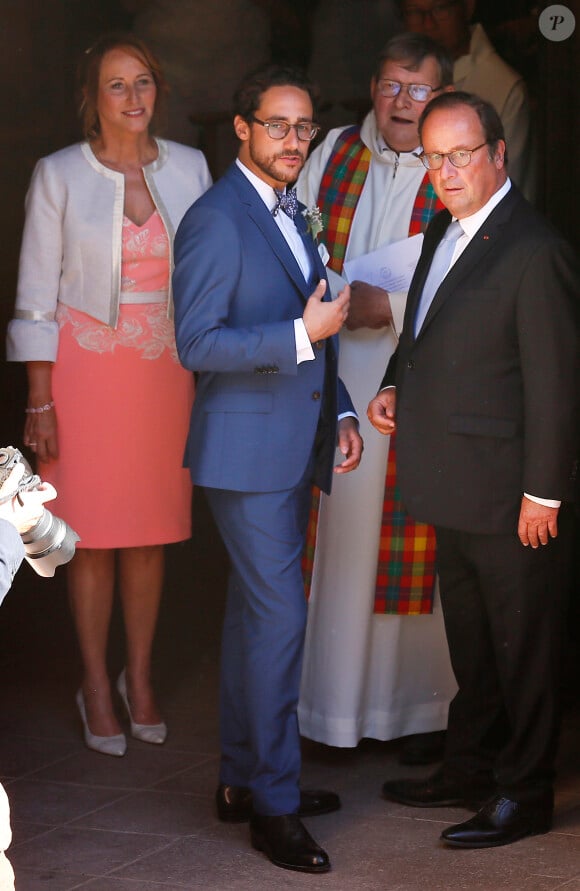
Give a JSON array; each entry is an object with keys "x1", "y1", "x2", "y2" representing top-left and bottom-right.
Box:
[{"x1": 368, "y1": 91, "x2": 578, "y2": 848}]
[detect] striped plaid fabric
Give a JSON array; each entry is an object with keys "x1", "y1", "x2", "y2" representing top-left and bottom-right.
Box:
[
  {"x1": 316, "y1": 127, "x2": 371, "y2": 273},
  {"x1": 374, "y1": 430, "x2": 436, "y2": 614},
  {"x1": 302, "y1": 128, "x2": 444, "y2": 614},
  {"x1": 409, "y1": 174, "x2": 443, "y2": 235},
  {"x1": 376, "y1": 173, "x2": 444, "y2": 614}
]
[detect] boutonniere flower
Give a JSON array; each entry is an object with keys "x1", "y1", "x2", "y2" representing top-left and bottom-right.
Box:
[{"x1": 302, "y1": 205, "x2": 324, "y2": 241}]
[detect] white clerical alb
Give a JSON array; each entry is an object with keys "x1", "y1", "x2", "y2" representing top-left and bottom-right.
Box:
[{"x1": 414, "y1": 220, "x2": 463, "y2": 337}]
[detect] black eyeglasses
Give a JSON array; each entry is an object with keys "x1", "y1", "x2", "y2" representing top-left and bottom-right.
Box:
[
  {"x1": 250, "y1": 116, "x2": 321, "y2": 142},
  {"x1": 404, "y1": 0, "x2": 461, "y2": 25},
  {"x1": 377, "y1": 80, "x2": 443, "y2": 103},
  {"x1": 419, "y1": 142, "x2": 489, "y2": 170}
]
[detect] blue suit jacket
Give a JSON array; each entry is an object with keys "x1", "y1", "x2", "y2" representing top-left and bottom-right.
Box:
[{"x1": 173, "y1": 162, "x2": 354, "y2": 494}]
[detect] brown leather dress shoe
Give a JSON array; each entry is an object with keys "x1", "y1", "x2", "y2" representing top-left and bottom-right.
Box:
[
  {"x1": 216, "y1": 783, "x2": 341, "y2": 822},
  {"x1": 441, "y1": 793, "x2": 553, "y2": 848},
  {"x1": 250, "y1": 813, "x2": 331, "y2": 873},
  {"x1": 382, "y1": 768, "x2": 495, "y2": 808}
]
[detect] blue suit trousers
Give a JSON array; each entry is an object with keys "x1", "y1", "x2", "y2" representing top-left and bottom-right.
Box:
[{"x1": 204, "y1": 455, "x2": 315, "y2": 816}]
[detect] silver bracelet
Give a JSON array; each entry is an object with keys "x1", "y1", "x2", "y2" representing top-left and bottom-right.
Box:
[{"x1": 25, "y1": 401, "x2": 55, "y2": 414}]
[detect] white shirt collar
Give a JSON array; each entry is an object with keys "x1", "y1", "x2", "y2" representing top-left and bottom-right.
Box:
[
  {"x1": 235, "y1": 159, "x2": 312, "y2": 282},
  {"x1": 236, "y1": 158, "x2": 279, "y2": 212},
  {"x1": 456, "y1": 177, "x2": 511, "y2": 239}
]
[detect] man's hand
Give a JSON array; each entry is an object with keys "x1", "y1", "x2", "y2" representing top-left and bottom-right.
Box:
[
  {"x1": 517, "y1": 496, "x2": 559, "y2": 548},
  {"x1": 346, "y1": 281, "x2": 392, "y2": 331},
  {"x1": 334, "y1": 417, "x2": 363, "y2": 474},
  {"x1": 303, "y1": 280, "x2": 350, "y2": 342},
  {"x1": 367, "y1": 388, "x2": 396, "y2": 435}
]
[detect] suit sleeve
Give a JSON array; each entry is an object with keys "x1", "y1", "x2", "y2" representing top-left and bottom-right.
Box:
[
  {"x1": 380, "y1": 347, "x2": 399, "y2": 390},
  {"x1": 173, "y1": 203, "x2": 299, "y2": 376},
  {"x1": 517, "y1": 238, "x2": 579, "y2": 499},
  {"x1": 337, "y1": 376, "x2": 355, "y2": 417}
]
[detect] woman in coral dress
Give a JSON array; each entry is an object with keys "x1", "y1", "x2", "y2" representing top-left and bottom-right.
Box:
[{"x1": 7, "y1": 33, "x2": 211, "y2": 755}]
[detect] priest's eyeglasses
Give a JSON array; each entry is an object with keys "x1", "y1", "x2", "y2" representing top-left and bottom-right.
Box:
[
  {"x1": 377, "y1": 80, "x2": 443, "y2": 102},
  {"x1": 405, "y1": 0, "x2": 461, "y2": 26},
  {"x1": 251, "y1": 117, "x2": 321, "y2": 141},
  {"x1": 419, "y1": 142, "x2": 489, "y2": 170}
]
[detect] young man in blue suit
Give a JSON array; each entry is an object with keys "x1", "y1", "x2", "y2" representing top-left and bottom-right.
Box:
[
  {"x1": 368, "y1": 92, "x2": 578, "y2": 848},
  {"x1": 173, "y1": 66, "x2": 363, "y2": 873}
]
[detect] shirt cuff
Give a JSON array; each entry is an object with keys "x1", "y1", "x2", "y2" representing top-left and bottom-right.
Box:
[
  {"x1": 338, "y1": 411, "x2": 358, "y2": 422},
  {"x1": 294, "y1": 318, "x2": 315, "y2": 364},
  {"x1": 523, "y1": 493, "x2": 561, "y2": 508}
]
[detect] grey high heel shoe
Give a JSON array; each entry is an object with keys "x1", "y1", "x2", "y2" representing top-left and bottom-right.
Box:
[
  {"x1": 117, "y1": 670, "x2": 167, "y2": 745},
  {"x1": 75, "y1": 689, "x2": 127, "y2": 757}
]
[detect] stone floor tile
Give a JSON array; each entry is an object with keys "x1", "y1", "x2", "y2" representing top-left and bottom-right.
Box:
[
  {"x1": 28, "y1": 746, "x2": 210, "y2": 790},
  {"x1": 9, "y1": 826, "x2": 174, "y2": 882},
  {"x1": 9, "y1": 866, "x2": 93, "y2": 891},
  {"x1": 111, "y1": 836, "x2": 264, "y2": 888},
  {"x1": 0, "y1": 735, "x2": 78, "y2": 779},
  {"x1": 9, "y1": 820, "x2": 55, "y2": 846},
  {"x1": 70, "y1": 789, "x2": 217, "y2": 837},
  {"x1": 76, "y1": 879, "x2": 184, "y2": 890},
  {"x1": 152, "y1": 755, "x2": 219, "y2": 796},
  {"x1": 6, "y1": 779, "x2": 128, "y2": 825}
]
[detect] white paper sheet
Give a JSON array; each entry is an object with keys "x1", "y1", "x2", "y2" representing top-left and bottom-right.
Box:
[{"x1": 343, "y1": 233, "x2": 424, "y2": 292}]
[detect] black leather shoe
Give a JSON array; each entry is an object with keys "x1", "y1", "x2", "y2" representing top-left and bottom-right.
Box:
[
  {"x1": 216, "y1": 784, "x2": 253, "y2": 823},
  {"x1": 216, "y1": 784, "x2": 341, "y2": 822},
  {"x1": 250, "y1": 813, "x2": 331, "y2": 873},
  {"x1": 382, "y1": 769, "x2": 494, "y2": 808},
  {"x1": 298, "y1": 789, "x2": 341, "y2": 817},
  {"x1": 441, "y1": 794, "x2": 553, "y2": 848},
  {"x1": 399, "y1": 731, "x2": 446, "y2": 765}
]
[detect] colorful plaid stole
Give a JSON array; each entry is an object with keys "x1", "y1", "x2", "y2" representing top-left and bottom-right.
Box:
[
  {"x1": 375, "y1": 176, "x2": 442, "y2": 614},
  {"x1": 374, "y1": 431, "x2": 437, "y2": 613},
  {"x1": 302, "y1": 127, "x2": 444, "y2": 615},
  {"x1": 316, "y1": 127, "x2": 371, "y2": 274}
]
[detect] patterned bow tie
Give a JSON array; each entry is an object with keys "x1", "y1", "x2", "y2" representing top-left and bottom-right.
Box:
[{"x1": 273, "y1": 187, "x2": 298, "y2": 220}]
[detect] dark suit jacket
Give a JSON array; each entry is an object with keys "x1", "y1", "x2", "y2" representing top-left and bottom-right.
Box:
[
  {"x1": 173, "y1": 162, "x2": 354, "y2": 495},
  {"x1": 382, "y1": 185, "x2": 579, "y2": 535}
]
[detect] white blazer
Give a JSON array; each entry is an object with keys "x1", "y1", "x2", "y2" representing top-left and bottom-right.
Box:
[{"x1": 7, "y1": 139, "x2": 211, "y2": 362}]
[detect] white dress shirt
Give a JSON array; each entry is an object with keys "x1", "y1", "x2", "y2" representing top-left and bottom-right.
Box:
[{"x1": 236, "y1": 159, "x2": 315, "y2": 363}]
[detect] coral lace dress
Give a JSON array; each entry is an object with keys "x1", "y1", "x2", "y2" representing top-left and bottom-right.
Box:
[{"x1": 40, "y1": 211, "x2": 194, "y2": 548}]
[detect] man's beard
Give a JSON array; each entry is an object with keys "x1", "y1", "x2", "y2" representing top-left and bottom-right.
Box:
[{"x1": 249, "y1": 143, "x2": 306, "y2": 185}]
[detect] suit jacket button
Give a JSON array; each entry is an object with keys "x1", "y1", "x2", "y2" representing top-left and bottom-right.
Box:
[
  {"x1": 407, "y1": 360, "x2": 415, "y2": 369},
  {"x1": 315, "y1": 341, "x2": 324, "y2": 350},
  {"x1": 312, "y1": 391, "x2": 321, "y2": 400}
]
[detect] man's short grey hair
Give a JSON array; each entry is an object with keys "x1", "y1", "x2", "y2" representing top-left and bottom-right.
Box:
[{"x1": 374, "y1": 32, "x2": 454, "y2": 87}]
